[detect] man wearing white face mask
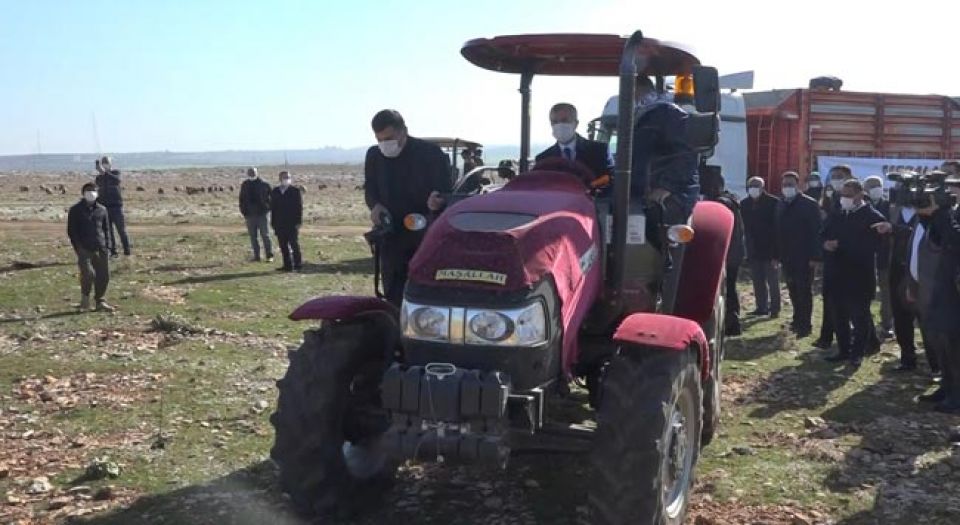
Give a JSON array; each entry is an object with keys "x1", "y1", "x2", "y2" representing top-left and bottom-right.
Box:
[
  {"x1": 776, "y1": 172, "x2": 822, "y2": 337},
  {"x1": 821, "y1": 178, "x2": 893, "y2": 366},
  {"x1": 270, "y1": 171, "x2": 303, "y2": 272},
  {"x1": 364, "y1": 109, "x2": 451, "y2": 306},
  {"x1": 864, "y1": 176, "x2": 895, "y2": 340},
  {"x1": 67, "y1": 183, "x2": 113, "y2": 311},
  {"x1": 741, "y1": 177, "x2": 781, "y2": 318},
  {"x1": 534, "y1": 103, "x2": 612, "y2": 180},
  {"x1": 239, "y1": 167, "x2": 274, "y2": 263}
]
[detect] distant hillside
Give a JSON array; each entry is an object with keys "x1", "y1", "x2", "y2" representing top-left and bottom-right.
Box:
[{"x1": 0, "y1": 144, "x2": 536, "y2": 173}]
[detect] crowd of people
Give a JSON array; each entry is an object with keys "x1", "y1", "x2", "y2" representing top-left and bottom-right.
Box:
[{"x1": 727, "y1": 161, "x2": 960, "y2": 414}]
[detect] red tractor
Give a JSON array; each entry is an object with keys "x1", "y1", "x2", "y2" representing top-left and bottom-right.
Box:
[{"x1": 270, "y1": 31, "x2": 732, "y2": 524}]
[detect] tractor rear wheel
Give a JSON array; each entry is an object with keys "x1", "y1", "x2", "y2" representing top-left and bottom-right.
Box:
[
  {"x1": 588, "y1": 348, "x2": 702, "y2": 525},
  {"x1": 701, "y1": 292, "x2": 725, "y2": 446},
  {"x1": 269, "y1": 313, "x2": 398, "y2": 517}
]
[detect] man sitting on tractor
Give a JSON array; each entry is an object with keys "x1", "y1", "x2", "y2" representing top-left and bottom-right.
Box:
[
  {"x1": 631, "y1": 76, "x2": 700, "y2": 227},
  {"x1": 536, "y1": 102, "x2": 613, "y2": 180}
]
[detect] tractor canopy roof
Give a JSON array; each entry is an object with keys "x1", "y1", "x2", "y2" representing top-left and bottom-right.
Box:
[
  {"x1": 461, "y1": 33, "x2": 700, "y2": 77},
  {"x1": 422, "y1": 137, "x2": 483, "y2": 150}
]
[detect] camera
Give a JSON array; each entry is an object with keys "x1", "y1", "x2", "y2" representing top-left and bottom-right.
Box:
[
  {"x1": 363, "y1": 210, "x2": 393, "y2": 246},
  {"x1": 887, "y1": 170, "x2": 955, "y2": 208}
]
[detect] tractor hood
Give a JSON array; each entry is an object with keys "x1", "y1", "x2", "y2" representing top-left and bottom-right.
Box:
[{"x1": 408, "y1": 171, "x2": 602, "y2": 372}]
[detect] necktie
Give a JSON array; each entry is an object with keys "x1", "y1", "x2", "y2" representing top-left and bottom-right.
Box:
[{"x1": 563, "y1": 147, "x2": 572, "y2": 161}]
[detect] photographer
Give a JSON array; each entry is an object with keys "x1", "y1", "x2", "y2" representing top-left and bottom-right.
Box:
[
  {"x1": 364, "y1": 109, "x2": 451, "y2": 306},
  {"x1": 916, "y1": 171, "x2": 960, "y2": 414}
]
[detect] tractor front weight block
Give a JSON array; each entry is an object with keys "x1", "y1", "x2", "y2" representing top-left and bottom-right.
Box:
[{"x1": 381, "y1": 363, "x2": 513, "y2": 466}]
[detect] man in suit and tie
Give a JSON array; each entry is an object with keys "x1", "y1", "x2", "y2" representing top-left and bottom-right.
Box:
[{"x1": 535, "y1": 103, "x2": 612, "y2": 179}]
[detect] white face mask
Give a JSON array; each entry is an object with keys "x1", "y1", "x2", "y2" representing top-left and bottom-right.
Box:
[
  {"x1": 868, "y1": 187, "x2": 884, "y2": 201},
  {"x1": 551, "y1": 123, "x2": 577, "y2": 144},
  {"x1": 808, "y1": 181, "x2": 821, "y2": 188},
  {"x1": 840, "y1": 196, "x2": 857, "y2": 211},
  {"x1": 829, "y1": 179, "x2": 844, "y2": 190},
  {"x1": 248, "y1": 173, "x2": 258, "y2": 179},
  {"x1": 280, "y1": 178, "x2": 292, "y2": 187},
  {"x1": 378, "y1": 139, "x2": 402, "y2": 158},
  {"x1": 782, "y1": 187, "x2": 798, "y2": 199},
  {"x1": 748, "y1": 187, "x2": 762, "y2": 199},
  {"x1": 83, "y1": 191, "x2": 98, "y2": 203}
]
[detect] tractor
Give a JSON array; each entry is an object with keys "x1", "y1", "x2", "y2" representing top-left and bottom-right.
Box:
[{"x1": 270, "y1": 31, "x2": 733, "y2": 525}]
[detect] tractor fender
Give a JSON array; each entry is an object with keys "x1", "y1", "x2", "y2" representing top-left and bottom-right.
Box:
[
  {"x1": 674, "y1": 200, "x2": 734, "y2": 326},
  {"x1": 289, "y1": 296, "x2": 398, "y2": 322},
  {"x1": 613, "y1": 312, "x2": 710, "y2": 380}
]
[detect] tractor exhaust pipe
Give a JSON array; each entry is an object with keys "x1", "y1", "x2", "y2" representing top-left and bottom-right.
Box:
[{"x1": 608, "y1": 31, "x2": 646, "y2": 307}]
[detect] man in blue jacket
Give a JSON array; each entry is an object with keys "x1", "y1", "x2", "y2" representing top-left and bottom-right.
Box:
[
  {"x1": 821, "y1": 179, "x2": 893, "y2": 366},
  {"x1": 630, "y1": 76, "x2": 699, "y2": 227},
  {"x1": 95, "y1": 156, "x2": 131, "y2": 257}
]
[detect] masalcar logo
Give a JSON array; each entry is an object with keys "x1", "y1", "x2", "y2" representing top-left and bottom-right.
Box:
[{"x1": 435, "y1": 269, "x2": 508, "y2": 286}]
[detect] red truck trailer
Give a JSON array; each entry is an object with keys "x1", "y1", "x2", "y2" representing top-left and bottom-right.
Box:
[{"x1": 745, "y1": 87, "x2": 960, "y2": 192}]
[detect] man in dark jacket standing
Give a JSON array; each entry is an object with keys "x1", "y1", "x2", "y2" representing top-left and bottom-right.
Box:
[
  {"x1": 776, "y1": 172, "x2": 822, "y2": 337},
  {"x1": 741, "y1": 176, "x2": 781, "y2": 317},
  {"x1": 701, "y1": 167, "x2": 746, "y2": 335},
  {"x1": 67, "y1": 183, "x2": 114, "y2": 312},
  {"x1": 365, "y1": 109, "x2": 452, "y2": 306},
  {"x1": 822, "y1": 179, "x2": 893, "y2": 366},
  {"x1": 95, "y1": 156, "x2": 130, "y2": 257},
  {"x1": 270, "y1": 171, "x2": 303, "y2": 272},
  {"x1": 865, "y1": 176, "x2": 894, "y2": 339},
  {"x1": 239, "y1": 167, "x2": 274, "y2": 262},
  {"x1": 917, "y1": 173, "x2": 960, "y2": 413},
  {"x1": 805, "y1": 171, "x2": 824, "y2": 201}
]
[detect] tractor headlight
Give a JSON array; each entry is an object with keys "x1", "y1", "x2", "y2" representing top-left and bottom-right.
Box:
[
  {"x1": 401, "y1": 301, "x2": 450, "y2": 342},
  {"x1": 466, "y1": 301, "x2": 547, "y2": 347},
  {"x1": 468, "y1": 311, "x2": 513, "y2": 342}
]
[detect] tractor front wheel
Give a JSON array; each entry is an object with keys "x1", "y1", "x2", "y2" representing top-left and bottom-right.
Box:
[
  {"x1": 269, "y1": 313, "x2": 398, "y2": 517},
  {"x1": 588, "y1": 348, "x2": 702, "y2": 525}
]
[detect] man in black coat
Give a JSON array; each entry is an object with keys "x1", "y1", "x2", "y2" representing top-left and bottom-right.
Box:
[
  {"x1": 239, "y1": 167, "x2": 274, "y2": 262},
  {"x1": 776, "y1": 172, "x2": 822, "y2": 337},
  {"x1": 365, "y1": 109, "x2": 452, "y2": 306},
  {"x1": 805, "y1": 171, "x2": 824, "y2": 201},
  {"x1": 822, "y1": 178, "x2": 893, "y2": 366},
  {"x1": 917, "y1": 172, "x2": 960, "y2": 413},
  {"x1": 535, "y1": 102, "x2": 612, "y2": 179},
  {"x1": 741, "y1": 176, "x2": 781, "y2": 317},
  {"x1": 701, "y1": 167, "x2": 746, "y2": 335},
  {"x1": 95, "y1": 156, "x2": 131, "y2": 256},
  {"x1": 67, "y1": 183, "x2": 114, "y2": 311},
  {"x1": 865, "y1": 176, "x2": 894, "y2": 339},
  {"x1": 270, "y1": 171, "x2": 303, "y2": 272}
]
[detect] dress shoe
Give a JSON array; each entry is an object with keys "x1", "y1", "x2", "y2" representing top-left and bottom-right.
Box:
[
  {"x1": 918, "y1": 388, "x2": 947, "y2": 403},
  {"x1": 812, "y1": 339, "x2": 832, "y2": 350},
  {"x1": 825, "y1": 352, "x2": 850, "y2": 363}
]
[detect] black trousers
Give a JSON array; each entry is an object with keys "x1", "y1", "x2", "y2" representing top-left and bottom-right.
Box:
[
  {"x1": 725, "y1": 263, "x2": 741, "y2": 331},
  {"x1": 889, "y1": 263, "x2": 918, "y2": 364},
  {"x1": 380, "y1": 235, "x2": 421, "y2": 308},
  {"x1": 819, "y1": 282, "x2": 836, "y2": 344},
  {"x1": 783, "y1": 262, "x2": 814, "y2": 332},
  {"x1": 834, "y1": 293, "x2": 873, "y2": 359},
  {"x1": 76, "y1": 247, "x2": 110, "y2": 301},
  {"x1": 275, "y1": 227, "x2": 302, "y2": 270},
  {"x1": 927, "y1": 331, "x2": 960, "y2": 403},
  {"x1": 106, "y1": 206, "x2": 130, "y2": 255}
]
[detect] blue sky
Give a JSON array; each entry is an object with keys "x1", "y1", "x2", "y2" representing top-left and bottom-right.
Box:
[{"x1": 1, "y1": 0, "x2": 957, "y2": 155}]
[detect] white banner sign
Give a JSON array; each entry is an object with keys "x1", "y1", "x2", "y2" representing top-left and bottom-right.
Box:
[{"x1": 817, "y1": 156, "x2": 946, "y2": 186}]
